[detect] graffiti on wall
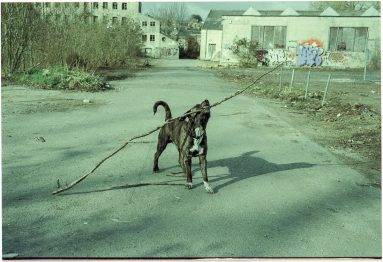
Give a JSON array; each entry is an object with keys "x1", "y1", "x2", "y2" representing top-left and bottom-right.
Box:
[
  {"x1": 160, "y1": 47, "x2": 179, "y2": 58},
  {"x1": 253, "y1": 49, "x2": 296, "y2": 66},
  {"x1": 321, "y1": 51, "x2": 365, "y2": 68},
  {"x1": 296, "y1": 39, "x2": 324, "y2": 66},
  {"x1": 224, "y1": 37, "x2": 367, "y2": 68}
]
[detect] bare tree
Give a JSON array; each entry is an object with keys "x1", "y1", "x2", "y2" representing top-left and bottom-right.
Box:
[
  {"x1": 1, "y1": 3, "x2": 41, "y2": 74},
  {"x1": 310, "y1": 1, "x2": 380, "y2": 11},
  {"x1": 147, "y1": 3, "x2": 190, "y2": 36}
]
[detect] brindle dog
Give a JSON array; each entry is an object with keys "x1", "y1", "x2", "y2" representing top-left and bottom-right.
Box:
[{"x1": 152, "y1": 100, "x2": 214, "y2": 193}]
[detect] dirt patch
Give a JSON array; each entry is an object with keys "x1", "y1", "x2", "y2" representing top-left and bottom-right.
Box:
[
  {"x1": 209, "y1": 66, "x2": 381, "y2": 186},
  {"x1": 2, "y1": 86, "x2": 105, "y2": 115}
]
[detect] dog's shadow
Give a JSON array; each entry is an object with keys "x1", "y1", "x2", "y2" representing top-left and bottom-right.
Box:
[
  {"x1": 62, "y1": 150, "x2": 314, "y2": 196},
  {"x1": 189, "y1": 150, "x2": 315, "y2": 192}
]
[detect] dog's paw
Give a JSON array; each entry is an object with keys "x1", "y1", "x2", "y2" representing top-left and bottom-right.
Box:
[
  {"x1": 185, "y1": 182, "x2": 193, "y2": 190},
  {"x1": 203, "y1": 181, "x2": 214, "y2": 194}
]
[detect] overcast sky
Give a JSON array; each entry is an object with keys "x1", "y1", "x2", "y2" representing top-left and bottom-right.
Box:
[{"x1": 141, "y1": 1, "x2": 313, "y2": 20}]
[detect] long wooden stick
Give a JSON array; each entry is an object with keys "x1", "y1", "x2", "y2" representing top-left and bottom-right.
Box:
[{"x1": 52, "y1": 62, "x2": 285, "y2": 195}]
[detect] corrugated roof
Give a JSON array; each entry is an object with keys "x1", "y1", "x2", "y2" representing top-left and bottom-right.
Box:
[
  {"x1": 220, "y1": 9, "x2": 379, "y2": 17},
  {"x1": 202, "y1": 10, "x2": 244, "y2": 30},
  {"x1": 203, "y1": 8, "x2": 380, "y2": 31}
]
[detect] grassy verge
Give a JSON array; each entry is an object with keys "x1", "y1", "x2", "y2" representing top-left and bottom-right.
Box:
[
  {"x1": 16, "y1": 67, "x2": 111, "y2": 92},
  {"x1": 213, "y1": 67, "x2": 381, "y2": 185}
]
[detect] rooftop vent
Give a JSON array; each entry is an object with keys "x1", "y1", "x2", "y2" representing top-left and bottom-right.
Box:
[
  {"x1": 362, "y1": 6, "x2": 380, "y2": 16},
  {"x1": 243, "y1": 7, "x2": 261, "y2": 16},
  {"x1": 281, "y1": 7, "x2": 299, "y2": 16},
  {"x1": 320, "y1": 7, "x2": 339, "y2": 16}
]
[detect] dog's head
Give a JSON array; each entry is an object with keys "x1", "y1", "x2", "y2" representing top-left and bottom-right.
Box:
[{"x1": 181, "y1": 99, "x2": 210, "y2": 129}]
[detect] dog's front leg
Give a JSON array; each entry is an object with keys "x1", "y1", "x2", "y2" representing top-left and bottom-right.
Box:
[
  {"x1": 199, "y1": 156, "x2": 214, "y2": 193},
  {"x1": 182, "y1": 156, "x2": 193, "y2": 189}
]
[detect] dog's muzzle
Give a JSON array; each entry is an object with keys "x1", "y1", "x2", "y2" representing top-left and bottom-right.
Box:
[{"x1": 190, "y1": 127, "x2": 204, "y2": 156}]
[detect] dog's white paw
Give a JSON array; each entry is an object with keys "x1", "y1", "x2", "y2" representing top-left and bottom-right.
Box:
[
  {"x1": 203, "y1": 181, "x2": 214, "y2": 194},
  {"x1": 185, "y1": 182, "x2": 193, "y2": 190}
]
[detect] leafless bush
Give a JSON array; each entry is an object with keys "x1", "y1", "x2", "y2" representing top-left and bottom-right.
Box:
[{"x1": 1, "y1": 3, "x2": 143, "y2": 75}]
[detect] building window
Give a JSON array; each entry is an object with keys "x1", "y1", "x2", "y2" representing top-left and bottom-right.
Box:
[
  {"x1": 142, "y1": 21, "x2": 147, "y2": 26},
  {"x1": 93, "y1": 2, "x2": 98, "y2": 9},
  {"x1": 102, "y1": 2, "x2": 108, "y2": 9},
  {"x1": 74, "y1": 2, "x2": 80, "y2": 8},
  {"x1": 142, "y1": 35, "x2": 147, "y2": 42},
  {"x1": 112, "y1": 17, "x2": 118, "y2": 24},
  {"x1": 93, "y1": 16, "x2": 98, "y2": 24},
  {"x1": 251, "y1": 26, "x2": 287, "y2": 49},
  {"x1": 122, "y1": 3, "x2": 127, "y2": 10},
  {"x1": 150, "y1": 21, "x2": 155, "y2": 26},
  {"x1": 150, "y1": 35, "x2": 155, "y2": 42},
  {"x1": 44, "y1": 3, "x2": 50, "y2": 7},
  {"x1": 112, "y1": 2, "x2": 118, "y2": 9},
  {"x1": 329, "y1": 27, "x2": 368, "y2": 52},
  {"x1": 122, "y1": 17, "x2": 127, "y2": 25}
]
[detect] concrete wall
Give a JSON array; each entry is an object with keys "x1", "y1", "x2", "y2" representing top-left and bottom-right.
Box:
[
  {"x1": 217, "y1": 15, "x2": 380, "y2": 68},
  {"x1": 200, "y1": 29, "x2": 223, "y2": 61}
]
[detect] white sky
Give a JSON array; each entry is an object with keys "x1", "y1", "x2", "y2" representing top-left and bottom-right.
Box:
[{"x1": 141, "y1": 1, "x2": 313, "y2": 20}]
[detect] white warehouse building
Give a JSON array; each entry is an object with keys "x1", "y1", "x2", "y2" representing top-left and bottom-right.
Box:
[{"x1": 200, "y1": 6, "x2": 380, "y2": 68}]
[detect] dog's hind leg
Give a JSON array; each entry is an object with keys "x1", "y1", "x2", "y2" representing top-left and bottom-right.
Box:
[
  {"x1": 199, "y1": 156, "x2": 214, "y2": 193},
  {"x1": 153, "y1": 134, "x2": 170, "y2": 173}
]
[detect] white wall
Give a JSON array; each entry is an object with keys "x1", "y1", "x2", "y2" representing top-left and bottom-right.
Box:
[
  {"x1": 218, "y1": 15, "x2": 380, "y2": 68},
  {"x1": 200, "y1": 29, "x2": 223, "y2": 61}
]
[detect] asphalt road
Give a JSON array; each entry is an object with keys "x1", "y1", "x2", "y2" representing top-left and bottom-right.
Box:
[{"x1": 2, "y1": 60, "x2": 381, "y2": 258}]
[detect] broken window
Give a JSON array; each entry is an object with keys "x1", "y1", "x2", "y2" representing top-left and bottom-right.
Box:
[
  {"x1": 102, "y1": 2, "x2": 108, "y2": 9},
  {"x1": 142, "y1": 35, "x2": 147, "y2": 42},
  {"x1": 112, "y1": 2, "x2": 117, "y2": 9},
  {"x1": 122, "y1": 17, "x2": 127, "y2": 25},
  {"x1": 93, "y1": 2, "x2": 98, "y2": 9},
  {"x1": 251, "y1": 26, "x2": 287, "y2": 49},
  {"x1": 329, "y1": 27, "x2": 368, "y2": 52},
  {"x1": 150, "y1": 35, "x2": 155, "y2": 42},
  {"x1": 112, "y1": 17, "x2": 118, "y2": 24},
  {"x1": 93, "y1": 16, "x2": 98, "y2": 24}
]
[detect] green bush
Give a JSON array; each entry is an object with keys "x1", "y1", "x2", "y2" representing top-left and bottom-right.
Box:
[
  {"x1": 18, "y1": 67, "x2": 109, "y2": 92},
  {"x1": 230, "y1": 38, "x2": 259, "y2": 68}
]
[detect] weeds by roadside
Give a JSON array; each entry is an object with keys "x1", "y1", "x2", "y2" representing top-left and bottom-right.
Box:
[
  {"x1": 213, "y1": 67, "x2": 381, "y2": 184},
  {"x1": 16, "y1": 67, "x2": 111, "y2": 92}
]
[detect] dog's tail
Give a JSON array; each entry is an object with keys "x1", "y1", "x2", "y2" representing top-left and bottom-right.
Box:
[{"x1": 153, "y1": 101, "x2": 172, "y2": 121}]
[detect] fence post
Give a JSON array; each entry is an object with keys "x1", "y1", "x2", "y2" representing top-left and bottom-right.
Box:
[
  {"x1": 304, "y1": 70, "x2": 311, "y2": 99},
  {"x1": 321, "y1": 74, "x2": 331, "y2": 107},
  {"x1": 289, "y1": 68, "x2": 295, "y2": 91},
  {"x1": 279, "y1": 66, "x2": 283, "y2": 91}
]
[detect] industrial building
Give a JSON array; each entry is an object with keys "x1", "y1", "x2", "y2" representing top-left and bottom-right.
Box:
[{"x1": 200, "y1": 6, "x2": 380, "y2": 68}]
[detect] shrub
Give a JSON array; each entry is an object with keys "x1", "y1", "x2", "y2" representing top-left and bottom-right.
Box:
[
  {"x1": 18, "y1": 67, "x2": 109, "y2": 92},
  {"x1": 230, "y1": 38, "x2": 259, "y2": 67}
]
